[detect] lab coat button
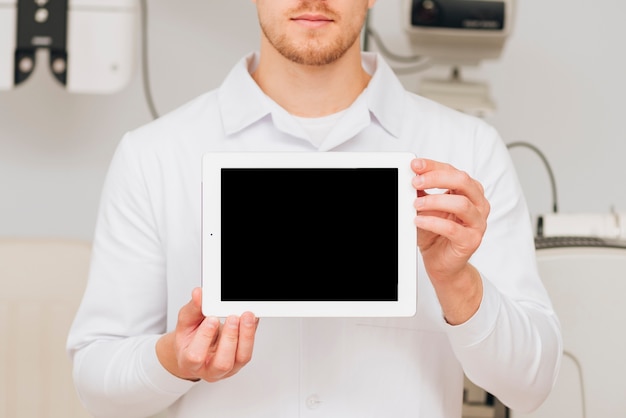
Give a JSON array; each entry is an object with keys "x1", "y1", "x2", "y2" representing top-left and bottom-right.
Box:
[{"x1": 305, "y1": 394, "x2": 321, "y2": 410}]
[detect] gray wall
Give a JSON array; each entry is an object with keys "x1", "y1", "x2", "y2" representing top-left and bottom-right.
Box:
[{"x1": 1, "y1": 0, "x2": 625, "y2": 241}]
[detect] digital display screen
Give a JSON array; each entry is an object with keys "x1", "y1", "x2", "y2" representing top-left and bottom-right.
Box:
[{"x1": 220, "y1": 168, "x2": 399, "y2": 302}]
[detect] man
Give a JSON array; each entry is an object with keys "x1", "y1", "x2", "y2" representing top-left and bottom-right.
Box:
[{"x1": 67, "y1": 1, "x2": 562, "y2": 417}]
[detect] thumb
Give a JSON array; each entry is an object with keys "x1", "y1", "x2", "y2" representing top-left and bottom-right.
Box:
[
  {"x1": 191, "y1": 287, "x2": 203, "y2": 310},
  {"x1": 178, "y1": 287, "x2": 205, "y2": 327}
]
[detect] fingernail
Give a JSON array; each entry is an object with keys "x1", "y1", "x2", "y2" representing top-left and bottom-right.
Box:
[
  {"x1": 242, "y1": 315, "x2": 257, "y2": 326},
  {"x1": 413, "y1": 159, "x2": 424, "y2": 170},
  {"x1": 205, "y1": 316, "x2": 220, "y2": 329},
  {"x1": 225, "y1": 315, "x2": 239, "y2": 329}
]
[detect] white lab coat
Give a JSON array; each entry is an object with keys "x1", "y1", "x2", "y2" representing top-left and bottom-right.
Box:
[{"x1": 67, "y1": 52, "x2": 562, "y2": 418}]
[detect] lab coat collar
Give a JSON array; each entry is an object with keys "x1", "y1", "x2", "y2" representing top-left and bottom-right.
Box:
[
  {"x1": 319, "y1": 53, "x2": 406, "y2": 150},
  {"x1": 362, "y1": 52, "x2": 406, "y2": 139},
  {"x1": 218, "y1": 53, "x2": 271, "y2": 136},
  {"x1": 218, "y1": 52, "x2": 406, "y2": 142}
]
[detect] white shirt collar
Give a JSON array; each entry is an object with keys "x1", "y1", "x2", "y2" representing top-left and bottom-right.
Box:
[{"x1": 218, "y1": 51, "x2": 406, "y2": 142}]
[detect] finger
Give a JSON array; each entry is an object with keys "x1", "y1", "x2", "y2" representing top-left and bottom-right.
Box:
[
  {"x1": 233, "y1": 311, "x2": 258, "y2": 365},
  {"x1": 209, "y1": 315, "x2": 242, "y2": 377},
  {"x1": 411, "y1": 158, "x2": 468, "y2": 176},
  {"x1": 412, "y1": 164, "x2": 474, "y2": 194},
  {"x1": 415, "y1": 213, "x2": 484, "y2": 254},
  {"x1": 177, "y1": 288, "x2": 206, "y2": 330},
  {"x1": 411, "y1": 159, "x2": 485, "y2": 206},
  {"x1": 411, "y1": 158, "x2": 443, "y2": 175},
  {"x1": 181, "y1": 315, "x2": 220, "y2": 372},
  {"x1": 415, "y1": 193, "x2": 483, "y2": 228},
  {"x1": 191, "y1": 287, "x2": 203, "y2": 309}
]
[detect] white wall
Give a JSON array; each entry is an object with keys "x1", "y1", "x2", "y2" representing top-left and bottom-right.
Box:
[{"x1": 1, "y1": 0, "x2": 625, "y2": 241}]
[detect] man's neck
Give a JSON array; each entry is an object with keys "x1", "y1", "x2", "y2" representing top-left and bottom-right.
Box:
[{"x1": 251, "y1": 44, "x2": 371, "y2": 118}]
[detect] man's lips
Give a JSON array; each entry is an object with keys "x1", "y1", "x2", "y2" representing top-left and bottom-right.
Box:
[
  {"x1": 294, "y1": 13, "x2": 332, "y2": 21},
  {"x1": 291, "y1": 13, "x2": 334, "y2": 27}
]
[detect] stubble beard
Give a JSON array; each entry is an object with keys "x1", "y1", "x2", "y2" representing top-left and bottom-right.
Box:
[
  {"x1": 264, "y1": 31, "x2": 355, "y2": 66},
  {"x1": 259, "y1": 4, "x2": 364, "y2": 66}
]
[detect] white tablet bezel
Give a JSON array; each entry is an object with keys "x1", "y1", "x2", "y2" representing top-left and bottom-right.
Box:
[{"x1": 201, "y1": 152, "x2": 417, "y2": 317}]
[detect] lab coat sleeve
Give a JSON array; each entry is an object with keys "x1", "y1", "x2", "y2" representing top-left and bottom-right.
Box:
[
  {"x1": 66, "y1": 134, "x2": 196, "y2": 417},
  {"x1": 445, "y1": 124, "x2": 563, "y2": 413}
]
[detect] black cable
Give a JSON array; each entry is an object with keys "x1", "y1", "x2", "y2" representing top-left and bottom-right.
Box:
[
  {"x1": 506, "y1": 141, "x2": 559, "y2": 213},
  {"x1": 139, "y1": 0, "x2": 160, "y2": 120}
]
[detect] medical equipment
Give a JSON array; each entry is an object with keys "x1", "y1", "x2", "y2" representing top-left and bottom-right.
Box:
[
  {"x1": 403, "y1": 0, "x2": 515, "y2": 116},
  {"x1": 510, "y1": 244, "x2": 626, "y2": 418},
  {"x1": 537, "y1": 212, "x2": 626, "y2": 241},
  {"x1": 0, "y1": 0, "x2": 138, "y2": 94}
]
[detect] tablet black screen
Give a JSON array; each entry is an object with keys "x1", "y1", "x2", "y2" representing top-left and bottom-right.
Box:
[{"x1": 220, "y1": 168, "x2": 399, "y2": 302}]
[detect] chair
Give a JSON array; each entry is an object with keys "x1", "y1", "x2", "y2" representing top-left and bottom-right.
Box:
[
  {"x1": 0, "y1": 237, "x2": 92, "y2": 418},
  {"x1": 511, "y1": 245, "x2": 626, "y2": 418}
]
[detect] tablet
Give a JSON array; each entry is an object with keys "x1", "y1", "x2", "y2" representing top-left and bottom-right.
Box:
[{"x1": 201, "y1": 152, "x2": 417, "y2": 317}]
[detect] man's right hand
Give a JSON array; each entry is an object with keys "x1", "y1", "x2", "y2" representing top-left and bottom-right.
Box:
[{"x1": 156, "y1": 287, "x2": 259, "y2": 382}]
